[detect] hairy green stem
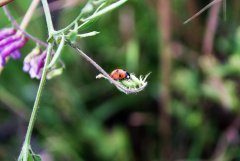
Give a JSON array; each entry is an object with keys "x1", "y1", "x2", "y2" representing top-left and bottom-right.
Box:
[
  {"x1": 18, "y1": 0, "x2": 55, "y2": 160},
  {"x1": 24, "y1": 44, "x2": 53, "y2": 145},
  {"x1": 18, "y1": 43, "x2": 53, "y2": 161},
  {"x1": 52, "y1": 13, "x2": 82, "y2": 35},
  {"x1": 41, "y1": 0, "x2": 54, "y2": 33}
]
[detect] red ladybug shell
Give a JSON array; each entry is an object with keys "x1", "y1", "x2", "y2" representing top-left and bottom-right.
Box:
[{"x1": 110, "y1": 69, "x2": 130, "y2": 80}]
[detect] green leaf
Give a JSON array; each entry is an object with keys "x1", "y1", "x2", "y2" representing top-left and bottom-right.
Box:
[
  {"x1": 77, "y1": 31, "x2": 100, "y2": 38},
  {"x1": 28, "y1": 149, "x2": 41, "y2": 161},
  {"x1": 82, "y1": 0, "x2": 127, "y2": 22},
  {"x1": 28, "y1": 154, "x2": 41, "y2": 161}
]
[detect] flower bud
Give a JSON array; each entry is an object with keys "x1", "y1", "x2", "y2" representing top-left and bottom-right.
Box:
[{"x1": 23, "y1": 49, "x2": 46, "y2": 79}]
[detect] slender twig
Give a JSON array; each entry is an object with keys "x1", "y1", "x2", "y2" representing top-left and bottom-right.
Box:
[
  {"x1": 0, "y1": 0, "x2": 13, "y2": 7},
  {"x1": 68, "y1": 42, "x2": 147, "y2": 94},
  {"x1": 19, "y1": 0, "x2": 40, "y2": 30},
  {"x1": 3, "y1": 6, "x2": 48, "y2": 47},
  {"x1": 52, "y1": 12, "x2": 82, "y2": 35},
  {"x1": 183, "y1": 0, "x2": 223, "y2": 24}
]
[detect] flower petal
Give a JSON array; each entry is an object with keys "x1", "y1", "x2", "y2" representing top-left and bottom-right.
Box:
[
  {"x1": 0, "y1": 35, "x2": 21, "y2": 48},
  {"x1": 10, "y1": 50, "x2": 21, "y2": 59},
  {"x1": 23, "y1": 62, "x2": 30, "y2": 72},
  {"x1": 0, "y1": 28, "x2": 16, "y2": 41},
  {"x1": 36, "y1": 51, "x2": 46, "y2": 75},
  {"x1": 23, "y1": 49, "x2": 46, "y2": 79},
  {"x1": 0, "y1": 36, "x2": 27, "y2": 66}
]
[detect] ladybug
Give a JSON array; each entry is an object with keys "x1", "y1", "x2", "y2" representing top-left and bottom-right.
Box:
[{"x1": 110, "y1": 69, "x2": 130, "y2": 80}]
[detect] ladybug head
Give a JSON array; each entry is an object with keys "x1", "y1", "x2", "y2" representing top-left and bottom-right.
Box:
[{"x1": 126, "y1": 72, "x2": 130, "y2": 79}]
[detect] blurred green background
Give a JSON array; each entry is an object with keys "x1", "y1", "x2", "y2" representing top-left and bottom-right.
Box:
[{"x1": 1, "y1": 0, "x2": 240, "y2": 161}]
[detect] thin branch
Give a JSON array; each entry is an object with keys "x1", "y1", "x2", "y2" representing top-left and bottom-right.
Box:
[
  {"x1": 0, "y1": 0, "x2": 13, "y2": 7},
  {"x1": 68, "y1": 41, "x2": 147, "y2": 94},
  {"x1": 41, "y1": 0, "x2": 55, "y2": 33},
  {"x1": 3, "y1": 6, "x2": 48, "y2": 47},
  {"x1": 183, "y1": 0, "x2": 223, "y2": 24},
  {"x1": 19, "y1": 0, "x2": 40, "y2": 30}
]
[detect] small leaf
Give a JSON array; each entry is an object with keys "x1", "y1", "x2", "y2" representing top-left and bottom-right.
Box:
[
  {"x1": 81, "y1": 0, "x2": 106, "y2": 15},
  {"x1": 77, "y1": 31, "x2": 100, "y2": 38},
  {"x1": 82, "y1": 0, "x2": 127, "y2": 22},
  {"x1": 28, "y1": 154, "x2": 41, "y2": 161},
  {"x1": 28, "y1": 148, "x2": 41, "y2": 161}
]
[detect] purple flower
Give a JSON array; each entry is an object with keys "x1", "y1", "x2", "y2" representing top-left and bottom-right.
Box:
[
  {"x1": 0, "y1": 28, "x2": 28, "y2": 67},
  {"x1": 23, "y1": 48, "x2": 46, "y2": 79},
  {"x1": 0, "y1": 28, "x2": 16, "y2": 41}
]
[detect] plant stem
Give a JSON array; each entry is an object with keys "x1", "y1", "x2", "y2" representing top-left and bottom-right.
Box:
[
  {"x1": 52, "y1": 13, "x2": 82, "y2": 35},
  {"x1": 41, "y1": 0, "x2": 54, "y2": 33},
  {"x1": 18, "y1": 0, "x2": 55, "y2": 160},
  {"x1": 18, "y1": 43, "x2": 53, "y2": 161},
  {"x1": 20, "y1": 0, "x2": 40, "y2": 30},
  {"x1": 183, "y1": 0, "x2": 223, "y2": 24},
  {"x1": 3, "y1": 6, "x2": 48, "y2": 47},
  {"x1": 25, "y1": 43, "x2": 52, "y2": 144},
  {"x1": 0, "y1": 0, "x2": 13, "y2": 7},
  {"x1": 53, "y1": 0, "x2": 128, "y2": 35},
  {"x1": 68, "y1": 42, "x2": 146, "y2": 94}
]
